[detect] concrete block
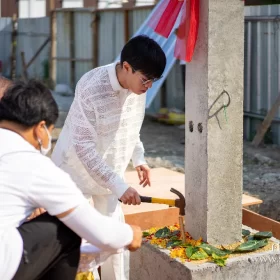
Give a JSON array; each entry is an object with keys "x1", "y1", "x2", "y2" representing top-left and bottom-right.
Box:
[{"x1": 130, "y1": 242, "x2": 280, "y2": 280}]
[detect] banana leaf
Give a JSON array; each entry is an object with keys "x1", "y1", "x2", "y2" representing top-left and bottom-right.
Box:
[
  {"x1": 253, "y1": 231, "x2": 272, "y2": 240},
  {"x1": 190, "y1": 249, "x2": 208, "y2": 260},
  {"x1": 212, "y1": 253, "x2": 228, "y2": 267},
  {"x1": 199, "y1": 243, "x2": 231, "y2": 256},
  {"x1": 166, "y1": 240, "x2": 183, "y2": 248},
  {"x1": 242, "y1": 229, "x2": 251, "y2": 237},
  {"x1": 142, "y1": 231, "x2": 150, "y2": 237},
  {"x1": 185, "y1": 246, "x2": 197, "y2": 258},
  {"x1": 234, "y1": 239, "x2": 268, "y2": 252},
  {"x1": 154, "y1": 227, "x2": 171, "y2": 238}
]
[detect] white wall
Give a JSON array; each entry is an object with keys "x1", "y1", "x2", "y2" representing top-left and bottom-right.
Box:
[
  {"x1": 19, "y1": 0, "x2": 46, "y2": 18},
  {"x1": 62, "y1": 0, "x2": 83, "y2": 8}
]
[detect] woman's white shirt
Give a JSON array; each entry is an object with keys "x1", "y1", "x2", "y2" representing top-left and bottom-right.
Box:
[{"x1": 0, "y1": 129, "x2": 132, "y2": 279}]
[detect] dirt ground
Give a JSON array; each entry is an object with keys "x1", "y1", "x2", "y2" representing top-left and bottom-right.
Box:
[{"x1": 135, "y1": 118, "x2": 280, "y2": 222}]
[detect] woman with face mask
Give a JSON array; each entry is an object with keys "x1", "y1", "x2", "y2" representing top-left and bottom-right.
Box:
[{"x1": 0, "y1": 80, "x2": 142, "y2": 280}]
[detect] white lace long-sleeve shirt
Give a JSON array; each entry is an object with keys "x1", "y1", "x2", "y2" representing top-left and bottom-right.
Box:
[{"x1": 51, "y1": 63, "x2": 147, "y2": 198}]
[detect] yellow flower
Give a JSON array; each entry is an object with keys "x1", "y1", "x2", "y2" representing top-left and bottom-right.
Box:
[
  {"x1": 147, "y1": 227, "x2": 160, "y2": 235},
  {"x1": 169, "y1": 225, "x2": 179, "y2": 231},
  {"x1": 170, "y1": 247, "x2": 187, "y2": 262},
  {"x1": 75, "y1": 272, "x2": 94, "y2": 280},
  {"x1": 186, "y1": 237, "x2": 203, "y2": 247},
  {"x1": 150, "y1": 238, "x2": 167, "y2": 248}
]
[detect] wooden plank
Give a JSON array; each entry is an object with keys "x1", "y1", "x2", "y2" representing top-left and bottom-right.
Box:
[
  {"x1": 242, "y1": 194, "x2": 263, "y2": 207},
  {"x1": 252, "y1": 93, "x2": 280, "y2": 147},
  {"x1": 125, "y1": 207, "x2": 280, "y2": 238},
  {"x1": 122, "y1": 168, "x2": 262, "y2": 215},
  {"x1": 125, "y1": 208, "x2": 179, "y2": 230},
  {"x1": 242, "y1": 208, "x2": 280, "y2": 239}
]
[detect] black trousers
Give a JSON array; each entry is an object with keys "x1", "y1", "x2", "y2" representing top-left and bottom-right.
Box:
[{"x1": 13, "y1": 213, "x2": 81, "y2": 280}]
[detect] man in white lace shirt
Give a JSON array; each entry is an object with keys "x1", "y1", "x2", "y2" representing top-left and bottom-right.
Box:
[{"x1": 52, "y1": 35, "x2": 166, "y2": 280}]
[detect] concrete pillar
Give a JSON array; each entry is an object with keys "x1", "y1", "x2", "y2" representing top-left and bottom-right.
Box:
[{"x1": 185, "y1": 0, "x2": 244, "y2": 244}]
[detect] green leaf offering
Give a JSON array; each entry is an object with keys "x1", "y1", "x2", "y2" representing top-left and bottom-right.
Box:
[
  {"x1": 166, "y1": 240, "x2": 183, "y2": 248},
  {"x1": 154, "y1": 227, "x2": 171, "y2": 238},
  {"x1": 142, "y1": 232, "x2": 150, "y2": 237},
  {"x1": 170, "y1": 235, "x2": 180, "y2": 241},
  {"x1": 199, "y1": 243, "x2": 231, "y2": 257},
  {"x1": 242, "y1": 229, "x2": 251, "y2": 237},
  {"x1": 170, "y1": 230, "x2": 180, "y2": 237},
  {"x1": 212, "y1": 253, "x2": 228, "y2": 267},
  {"x1": 234, "y1": 239, "x2": 268, "y2": 252},
  {"x1": 253, "y1": 231, "x2": 272, "y2": 240},
  {"x1": 185, "y1": 246, "x2": 195, "y2": 258},
  {"x1": 256, "y1": 239, "x2": 269, "y2": 249},
  {"x1": 247, "y1": 235, "x2": 255, "y2": 241},
  {"x1": 190, "y1": 249, "x2": 209, "y2": 260}
]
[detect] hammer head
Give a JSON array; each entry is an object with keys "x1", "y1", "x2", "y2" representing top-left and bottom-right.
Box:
[{"x1": 170, "y1": 188, "x2": 185, "y2": 216}]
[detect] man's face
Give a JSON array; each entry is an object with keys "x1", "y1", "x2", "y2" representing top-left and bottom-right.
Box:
[
  {"x1": 123, "y1": 62, "x2": 155, "y2": 95},
  {"x1": 130, "y1": 70, "x2": 154, "y2": 95},
  {"x1": 0, "y1": 77, "x2": 12, "y2": 100}
]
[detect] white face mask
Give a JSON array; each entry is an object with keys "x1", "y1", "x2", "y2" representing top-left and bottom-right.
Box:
[{"x1": 39, "y1": 125, "x2": 52, "y2": 155}]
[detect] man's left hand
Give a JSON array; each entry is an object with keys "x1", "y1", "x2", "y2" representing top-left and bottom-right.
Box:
[
  {"x1": 135, "y1": 164, "x2": 151, "y2": 187},
  {"x1": 28, "y1": 208, "x2": 46, "y2": 220}
]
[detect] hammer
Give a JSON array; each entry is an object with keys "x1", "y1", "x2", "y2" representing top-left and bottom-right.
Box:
[{"x1": 139, "y1": 188, "x2": 186, "y2": 243}]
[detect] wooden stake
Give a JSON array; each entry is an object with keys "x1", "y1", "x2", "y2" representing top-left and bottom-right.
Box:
[
  {"x1": 50, "y1": 0, "x2": 55, "y2": 11},
  {"x1": 92, "y1": 12, "x2": 99, "y2": 68},
  {"x1": 70, "y1": 11, "x2": 75, "y2": 89},
  {"x1": 179, "y1": 216, "x2": 186, "y2": 243},
  {"x1": 252, "y1": 93, "x2": 280, "y2": 147},
  {"x1": 10, "y1": 14, "x2": 17, "y2": 80},
  {"x1": 20, "y1": 52, "x2": 28, "y2": 82},
  {"x1": 50, "y1": 6, "x2": 57, "y2": 88}
]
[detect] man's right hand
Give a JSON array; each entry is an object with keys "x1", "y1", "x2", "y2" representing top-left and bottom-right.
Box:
[
  {"x1": 128, "y1": 225, "x2": 143, "y2": 252},
  {"x1": 120, "y1": 187, "x2": 141, "y2": 205}
]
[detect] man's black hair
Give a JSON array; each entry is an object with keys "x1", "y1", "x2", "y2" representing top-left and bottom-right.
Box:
[
  {"x1": 0, "y1": 79, "x2": 59, "y2": 127},
  {"x1": 120, "y1": 35, "x2": 166, "y2": 80}
]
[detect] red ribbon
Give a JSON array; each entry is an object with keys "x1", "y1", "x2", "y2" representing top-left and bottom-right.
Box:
[
  {"x1": 175, "y1": 0, "x2": 199, "y2": 62},
  {"x1": 154, "y1": 0, "x2": 184, "y2": 38},
  {"x1": 149, "y1": 0, "x2": 199, "y2": 63}
]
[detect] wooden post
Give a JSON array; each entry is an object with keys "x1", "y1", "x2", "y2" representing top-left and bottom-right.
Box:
[
  {"x1": 69, "y1": 11, "x2": 75, "y2": 89},
  {"x1": 10, "y1": 14, "x2": 17, "y2": 80},
  {"x1": 20, "y1": 52, "x2": 28, "y2": 82},
  {"x1": 50, "y1": 0, "x2": 55, "y2": 13},
  {"x1": 124, "y1": 9, "x2": 130, "y2": 43},
  {"x1": 122, "y1": 0, "x2": 136, "y2": 8},
  {"x1": 50, "y1": 0, "x2": 57, "y2": 88},
  {"x1": 252, "y1": 93, "x2": 280, "y2": 147},
  {"x1": 92, "y1": 11, "x2": 99, "y2": 68},
  {"x1": 84, "y1": 0, "x2": 99, "y2": 9}
]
